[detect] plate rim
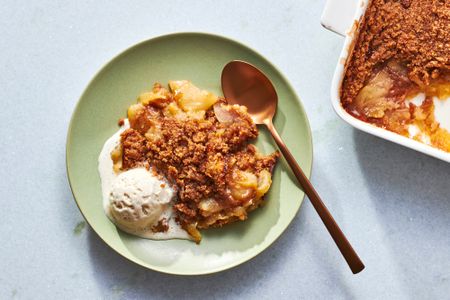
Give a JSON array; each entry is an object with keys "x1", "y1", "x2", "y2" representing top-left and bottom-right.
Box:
[{"x1": 66, "y1": 31, "x2": 313, "y2": 275}]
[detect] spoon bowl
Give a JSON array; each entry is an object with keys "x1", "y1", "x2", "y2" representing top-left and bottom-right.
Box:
[
  {"x1": 222, "y1": 60, "x2": 365, "y2": 274},
  {"x1": 221, "y1": 61, "x2": 277, "y2": 124}
]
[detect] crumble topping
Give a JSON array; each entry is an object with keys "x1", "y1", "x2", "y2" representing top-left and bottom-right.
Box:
[
  {"x1": 116, "y1": 81, "x2": 279, "y2": 242},
  {"x1": 342, "y1": 0, "x2": 449, "y2": 104},
  {"x1": 341, "y1": 0, "x2": 450, "y2": 152}
]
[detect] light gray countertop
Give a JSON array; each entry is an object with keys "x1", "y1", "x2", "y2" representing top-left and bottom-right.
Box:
[{"x1": 1, "y1": 0, "x2": 449, "y2": 299}]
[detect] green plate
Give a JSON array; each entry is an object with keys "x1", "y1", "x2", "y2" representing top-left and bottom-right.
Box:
[{"x1": 66, "y1": 32, "x2": 312, "y2": 275}]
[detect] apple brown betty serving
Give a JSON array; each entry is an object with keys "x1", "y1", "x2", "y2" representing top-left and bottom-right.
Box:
[
  {"x1": 341, "y1": 0, "x2": 450, "y2": 152},
  {"x1": 111, "y1": 80, "x2": 279, "y2": 242}
]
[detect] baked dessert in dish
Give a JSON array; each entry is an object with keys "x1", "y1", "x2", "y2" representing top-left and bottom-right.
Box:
[
  {"x1": 341, "y1": 0, "x2": 450, "y2": 152},
  {"x1": 99, "y1": 81, "x2": 279, "y2": 243}
]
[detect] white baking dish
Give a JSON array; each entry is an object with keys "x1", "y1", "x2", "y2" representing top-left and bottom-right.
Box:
[{"x1": 321, "y1": 0, "x2": 450, "y2": 163}]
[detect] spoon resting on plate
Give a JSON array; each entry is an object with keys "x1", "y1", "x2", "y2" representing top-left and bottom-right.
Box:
[{"x1": 221, "y1": 60, "x2": 365, "y2": 274}]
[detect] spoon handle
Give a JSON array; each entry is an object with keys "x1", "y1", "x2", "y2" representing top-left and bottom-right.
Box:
[{"x1": 265, "y1": 120, "x2": 365, "y2": 274}]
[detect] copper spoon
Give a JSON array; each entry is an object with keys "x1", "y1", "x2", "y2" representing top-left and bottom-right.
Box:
[{"x1": 221, "y1": 60, "x2": 365, "y2": 274}]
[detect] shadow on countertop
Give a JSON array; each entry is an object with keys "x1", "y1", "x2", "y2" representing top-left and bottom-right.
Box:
[
  {"x1": 87, "y1": 204, "x2": 357, "y2": 299},
  {"x1": 88, "y1": 224, "x2": 285, "y2": 299},
  {"x1": 353, "y1": 129, "x2": 450, "y2": 299},
  {"x1": 353, "y1": 129, "x2": 450, "y2": 217}
]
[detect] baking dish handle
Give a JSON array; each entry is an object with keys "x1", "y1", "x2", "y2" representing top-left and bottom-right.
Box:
[{"x1": 321, "y1": 0, "x2": 359, "y2": 36}]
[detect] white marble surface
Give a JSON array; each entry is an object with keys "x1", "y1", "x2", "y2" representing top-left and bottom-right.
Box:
[{"x1": 1, "y1": 0, "x2": 449, "y2": 299}]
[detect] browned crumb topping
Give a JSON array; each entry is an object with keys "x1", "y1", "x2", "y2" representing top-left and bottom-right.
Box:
[
  {"x1": 117, "y1": 81, "x2": 279, "y2": 242},
  {"x1": 340, "y1": 0, "x2": 450, "y2": 152},
  {"x1": 120, "y1": 129, "x2": 148, "y2": 170},
  {"x1": 341, "y1": 0, "x2": 450, "y2": 105},
  {"x1": 152, "y1": 218, "x2": 169, "y2": 233}
]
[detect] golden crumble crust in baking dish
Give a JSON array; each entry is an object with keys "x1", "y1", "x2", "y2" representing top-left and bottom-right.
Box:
[{"x1": 340, "y1": 0, "x2": 450, "y2": 152}]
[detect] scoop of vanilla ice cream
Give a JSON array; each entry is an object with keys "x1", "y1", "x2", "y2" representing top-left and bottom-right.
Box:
[{"x1": 109, "y1": 168, "x2": 174, "y2": 233}]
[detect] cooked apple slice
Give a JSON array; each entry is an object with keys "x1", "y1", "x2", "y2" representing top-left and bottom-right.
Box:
[{"x1": 168, "y1": 80, "x2": 217, "y2": 111}]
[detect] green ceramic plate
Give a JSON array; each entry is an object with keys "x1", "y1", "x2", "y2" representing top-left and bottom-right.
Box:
[{"x1": 66, "y1": 32, "x2": 312, "y2": 275}]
